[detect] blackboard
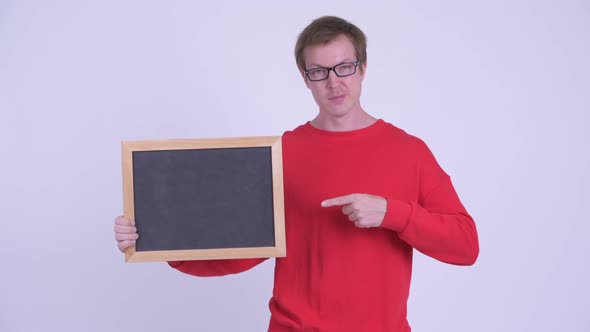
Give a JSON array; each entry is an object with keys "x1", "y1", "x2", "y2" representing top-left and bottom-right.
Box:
[{"x1": 121, "y1": 136, "x2": 285, "y2": 263}]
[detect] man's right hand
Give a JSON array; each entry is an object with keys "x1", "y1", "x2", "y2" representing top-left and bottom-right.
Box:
[{"x1": 114, "y1": 216, "x2": 138, "y2": 252}]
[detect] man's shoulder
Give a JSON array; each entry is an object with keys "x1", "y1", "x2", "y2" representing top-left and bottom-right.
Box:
[
  {"x1": 281, "y1": 122, "x2": 308, "y2": 138},
  {"x1": 378, "y1": 120, "x2": 427, "y2": 148}
]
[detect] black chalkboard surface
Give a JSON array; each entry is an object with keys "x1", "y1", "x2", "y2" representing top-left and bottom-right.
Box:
[{"x1": 121, "y1": 137, "x2": 285, "y2": 263}]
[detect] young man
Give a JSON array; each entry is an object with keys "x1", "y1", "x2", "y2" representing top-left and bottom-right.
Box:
[{"x1": 114, "y1": 16, "x2": 479, "y2": 331}]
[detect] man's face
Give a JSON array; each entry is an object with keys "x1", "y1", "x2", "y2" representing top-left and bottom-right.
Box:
[{"x1": 302, "y1": 34, "x2": 366, "y2": 119}]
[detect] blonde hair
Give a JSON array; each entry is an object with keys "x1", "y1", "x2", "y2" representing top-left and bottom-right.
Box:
[{"x1": 295, "y1": 16, "x2": 367, "y2": 72}]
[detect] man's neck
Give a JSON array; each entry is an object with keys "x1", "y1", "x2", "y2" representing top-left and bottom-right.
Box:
[{"x1": 310, "y1": 110, "x2": 377, "y2": 132}]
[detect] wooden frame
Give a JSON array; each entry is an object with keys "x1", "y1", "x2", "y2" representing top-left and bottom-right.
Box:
[{"x1": 121, "y1": 136, "x2": 285, "y2": 263}]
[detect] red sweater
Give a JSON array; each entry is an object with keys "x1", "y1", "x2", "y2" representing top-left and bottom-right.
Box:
[{"x1": 169, "y1": 120, "x2": 479, "y2": 331}]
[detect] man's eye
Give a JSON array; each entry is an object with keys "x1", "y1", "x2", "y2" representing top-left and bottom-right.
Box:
[
  {"x1": 339, "y1": 64, "x2": 352, "y2": 70},
  {"x1": 309, "y1": 69, "x2": 326, "y2": 76}
]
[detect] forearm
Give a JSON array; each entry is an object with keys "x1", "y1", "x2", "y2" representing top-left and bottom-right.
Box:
[
  {"x1": 382, "y1": 180, "x2": 479, "y2": 265},
  {"x1": 168, "y1": 258, "x2": 267, "y2": 277}
]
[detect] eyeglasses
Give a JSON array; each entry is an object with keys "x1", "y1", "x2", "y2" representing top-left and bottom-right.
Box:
[{"x1": 304, "y1": 61, "x2": 360, "y2": 81}]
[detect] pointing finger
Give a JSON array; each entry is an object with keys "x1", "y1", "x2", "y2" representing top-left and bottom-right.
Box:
[{"x1": 321, "y1": 194, "x2": 356, "y2": 207}]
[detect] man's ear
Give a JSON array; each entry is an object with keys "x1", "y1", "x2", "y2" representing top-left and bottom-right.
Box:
[{"x1": 359, "y1": 61, "x2": 367, "y2": 80}]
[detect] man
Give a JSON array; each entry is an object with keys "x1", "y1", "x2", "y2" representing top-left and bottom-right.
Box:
[{"x1": 114, "y1": 16, "x2": 479, "y2": 331}]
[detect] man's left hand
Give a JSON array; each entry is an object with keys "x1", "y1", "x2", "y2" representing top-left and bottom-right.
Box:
[{"x1": 321, "y1": 194, "x2": 388, "y2": 228}]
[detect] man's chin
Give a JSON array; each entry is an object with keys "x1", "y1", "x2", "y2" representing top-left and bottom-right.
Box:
[{"x1": 320, "y1": 107, "x2": 352, "y2": 119}]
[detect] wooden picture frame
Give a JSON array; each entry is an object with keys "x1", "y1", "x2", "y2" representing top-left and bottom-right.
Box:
[{"x1": 121, "y1": 136, "x2": 285, "y2": 263}]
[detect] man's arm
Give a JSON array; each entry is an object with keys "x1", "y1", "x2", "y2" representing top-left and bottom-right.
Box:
[
  {"x1": 322, "y1": 189, "x2": 478, "y2": 266},
  {"x1": 168, "y1": 258, "x2": 267, "y2": 277},
  {"x1": 381, "y1": 176, "x2": 479, "y2": 266},
  {"x1": 322, "y1": 140, "x2": 479, "y2": 266},
  {"x1": 114, "y1": 216, "x2": 268, "y2": 276}
]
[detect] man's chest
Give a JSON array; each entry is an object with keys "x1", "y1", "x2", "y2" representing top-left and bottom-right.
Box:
[{"x1": 282, "y1": 141, "x2": 419, "y2": 210}]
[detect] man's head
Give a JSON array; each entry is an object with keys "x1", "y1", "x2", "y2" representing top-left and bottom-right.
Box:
[
  {"x1": 295, "y1": 16, "x2": 367, "y2": 74},
  {"x1": 295, "y1": 16, "x2": 369, "y2": 123}
]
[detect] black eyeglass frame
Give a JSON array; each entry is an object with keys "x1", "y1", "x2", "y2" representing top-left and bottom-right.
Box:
[{"x1": 304, "y1": 61, "x2": 361, "y2": 82}]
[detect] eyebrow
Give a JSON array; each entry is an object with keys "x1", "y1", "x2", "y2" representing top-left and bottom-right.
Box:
[{"x1": 306, "y1": 60, "x2": 356, "y2": 69}]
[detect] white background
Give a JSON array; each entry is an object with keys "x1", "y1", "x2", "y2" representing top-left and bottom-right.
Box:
[{"x1": 1, "y1": 0, "x2": 588, "y2": 331}]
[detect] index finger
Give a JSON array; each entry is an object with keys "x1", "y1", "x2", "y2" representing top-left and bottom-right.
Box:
[
  {"x1": 321, "y1": 194, "x2": 356, "y2": 207},
  {"x1": 115, "y1": 216, "x2": 134, "y2": 226}
]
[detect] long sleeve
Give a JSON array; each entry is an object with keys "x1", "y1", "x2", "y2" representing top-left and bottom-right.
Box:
[
  {"x1": 168, "y1": 258, "x2": 267, "y2": 277},
  {"x1": 257, "y1": 121, "x2": 478, "y2": 330},
  {"x1": 380, "y1": 140, "x2": 479, "y2": 266}
]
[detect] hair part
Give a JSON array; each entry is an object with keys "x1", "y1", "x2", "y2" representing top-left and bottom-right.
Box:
[{"x1": 295, "y1": 16, "x2": 367, "y2": 73}]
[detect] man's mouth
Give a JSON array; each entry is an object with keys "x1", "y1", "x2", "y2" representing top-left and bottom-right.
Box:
[{"x1": 328, "y1": 94, "x2": 345, "y2": 102}]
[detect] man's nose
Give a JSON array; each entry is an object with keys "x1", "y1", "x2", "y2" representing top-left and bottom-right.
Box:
[{"x1": 326, "y1": 70, "x2": 340, "y2": 87}]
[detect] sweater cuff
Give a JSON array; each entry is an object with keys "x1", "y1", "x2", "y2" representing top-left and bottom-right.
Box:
[{"x1": 381, "y1": 198, "x2": 411, "y2": 233}]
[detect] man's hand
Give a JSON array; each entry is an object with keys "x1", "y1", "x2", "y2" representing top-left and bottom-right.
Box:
[
  {"x1": 321, "y1": 194, "x2": 388, "y2": 228},
  {"x1": 114, "y1": 216, "x2": 139, "y2": 252}
]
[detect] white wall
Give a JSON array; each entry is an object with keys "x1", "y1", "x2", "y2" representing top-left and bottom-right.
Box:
[{"x1": 1, "y1": 0, "x2": 588, "y2": 331}]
